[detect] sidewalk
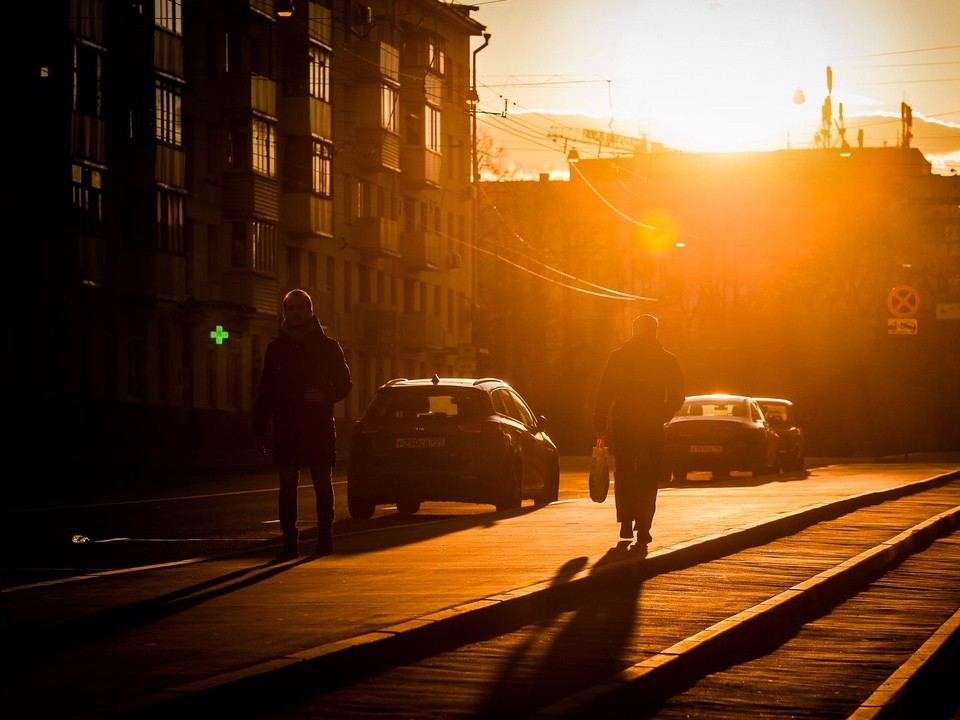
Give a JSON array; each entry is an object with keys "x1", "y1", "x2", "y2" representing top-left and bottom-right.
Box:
[{"x1": 3, "y1": 459, "x2": 959, "y2": 719}]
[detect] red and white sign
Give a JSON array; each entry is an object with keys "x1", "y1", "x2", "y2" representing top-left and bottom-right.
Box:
[{"x1": 887, "y1": 286, "x2": 920, "y2": 317}]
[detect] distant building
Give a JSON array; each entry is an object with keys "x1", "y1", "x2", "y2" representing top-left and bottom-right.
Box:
[
  {"x1": 4, "y1": 0, "x2": 484, "y2": 483},
  {"x1": 477, "y1": 149, "x2": 960, "y2": 455}
]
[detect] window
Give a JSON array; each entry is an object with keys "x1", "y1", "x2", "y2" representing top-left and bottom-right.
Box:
[
  {"x1": 230, "y1": 221, "x2": 277, "y2": 273},
  {"x1": 425, "y1": 105, "x2": 440, "y2": 152},
  {"x1": 154, "y1": 0, "x2": 182, "y2": 35},
  {"x1": 252, "y1": 118, "x2": 276, "y2": 176},
  {"x1": 381, "y1": 85, "x2": 399, "y2": 133},
  {"x1": 231, "y1": 221, "x2": 246, "y2": 268},
  {"x1": 157, "y1": 189, "x2": 184, "y2": 252},
  {"x1": 308, "y1": 45, "x2": 330, "y2": 101},
  {"x1": 155, "y1": 81, "x2": 182, "y2": 146},
  {"x1": 227, "y1": 119, "x2": 249, "y2": 170},
  {"x1": 312, "y1": 140, "x2": 332, "y2": 196},
  {"x1": 71, "y1": 163, "x2": 103, "y2": 234},
  {"x1": 73, "y1": 43, "x2": 102, "y2": 117},
  {"x1": 252, "y1": 221, "x2": 277, "y2": 273}
]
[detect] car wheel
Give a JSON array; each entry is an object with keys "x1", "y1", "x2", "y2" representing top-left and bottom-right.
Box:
[
  {"x1": 347, "y1": 484, "x2": 376, "y2": 520},
  {"x1": 785, "y1": 451, "x2": 805, "y2": 472},
  {"x1": 496, "y1": 459, "x2": 523, "y2": 511},
  {"x1": 535, "y1": 459, "x2": 560, "y2": 505},
  {"x1": 396, "y1": 498, "x2": 421, "y2": 516},
  {"x1": 752, "y1": 451, "x2": 774, "y2": 477},
  {"x1": 673, "y1": 467, "x2": 688, "y2": 483},
  {"x1": 711, "y1": 467, "x2": 731, "y2": 480}
]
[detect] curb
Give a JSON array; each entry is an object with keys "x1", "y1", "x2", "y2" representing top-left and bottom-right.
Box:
[{"x1": 109, "y1": 469, "x2": 960, "y2": 718}]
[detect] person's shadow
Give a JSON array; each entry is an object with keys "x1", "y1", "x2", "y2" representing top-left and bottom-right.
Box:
[{"x1": 476, "y1": 541, "x2": 643, "y2": 718}]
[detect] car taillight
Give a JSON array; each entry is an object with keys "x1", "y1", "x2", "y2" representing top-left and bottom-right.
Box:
[{"x1": 457, "y1": 418, "x2": 483, "y2": 433}]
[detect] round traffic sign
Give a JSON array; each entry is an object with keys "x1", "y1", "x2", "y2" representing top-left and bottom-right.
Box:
[{"x1": 887, "y1": 285, "x2": 920, "y2": 317}]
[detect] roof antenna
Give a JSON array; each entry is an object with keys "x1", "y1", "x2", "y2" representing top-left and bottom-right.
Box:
[{"x1": 431, "y1": 373, "x2": 440, "y2": 385}]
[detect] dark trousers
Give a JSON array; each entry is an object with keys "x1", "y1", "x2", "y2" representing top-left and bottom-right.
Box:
[
  {"x1": 612, "y1": 432, "x2": 664, "y2": 542},
  {"x1": 278, "y1": 465, "x2": 335, "y2": 547}
]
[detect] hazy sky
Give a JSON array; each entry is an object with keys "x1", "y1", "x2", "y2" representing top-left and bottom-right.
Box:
[{"x1": 470, "y1": 0, "x2": 960, "y2": 172}]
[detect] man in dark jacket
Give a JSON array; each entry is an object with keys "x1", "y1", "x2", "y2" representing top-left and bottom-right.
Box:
[
  {"x1": 594, "y1": 314, "x2": 684, "y2": 551},
  {"x1": 253, "y1": 289, "x2": 352, "y2": 560}
]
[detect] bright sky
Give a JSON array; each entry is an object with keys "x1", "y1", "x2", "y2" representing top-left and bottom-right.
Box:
[{"x1": 471, "y1": 0, "x2": 960, "y2": 174}]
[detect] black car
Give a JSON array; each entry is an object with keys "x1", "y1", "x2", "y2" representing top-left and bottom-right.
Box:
[
  {"x1": 663, "y1": 393, "x2": 781, "y2": 481},
  {"x1": 346, "y1": 375, "x2": 560, "y2": 518},
  {"x1": 754, "y1": 397, "x2": 806, "y2": 471}
]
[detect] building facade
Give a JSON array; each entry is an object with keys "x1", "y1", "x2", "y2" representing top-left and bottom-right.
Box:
[
  {"x1": 4, "y1": 0, "x2": 484, "y2": 483},
  {"x1": 477, "y1": 150, "x2": 960, "y2": 456}
]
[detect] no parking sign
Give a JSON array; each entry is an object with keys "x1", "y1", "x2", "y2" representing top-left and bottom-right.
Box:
[
  {"x1": 887, "y1": 286, "x2": 919, "y2": 334},
  {"x1": 887, "y1": 285, "x2": 919, "y2": 317}
]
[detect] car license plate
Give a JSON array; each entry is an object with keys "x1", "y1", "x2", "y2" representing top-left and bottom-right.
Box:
[
  {"x1": 690, "y1": 444, "x2": 722, "y2": 453},
  {"x1": 396, "y1": 437, "x2": 445, "y2": 449}
]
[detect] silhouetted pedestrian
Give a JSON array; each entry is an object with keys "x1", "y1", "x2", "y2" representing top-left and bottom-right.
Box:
[
  {"x1": 594, "y1": 314, "x2": 684, "y2": 552},
  {"x1": 253, "y1": 289, "x2": 352, "y2": 560}
]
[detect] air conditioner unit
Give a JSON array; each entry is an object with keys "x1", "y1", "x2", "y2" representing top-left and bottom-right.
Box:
[{"x1": 448, "y1": 253, "x2": 463, "y2": 268}]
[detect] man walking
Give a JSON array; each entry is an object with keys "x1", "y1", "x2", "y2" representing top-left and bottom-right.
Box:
[
  {"x1": 594, "y1": 314, "x2": 684, "y2": 552},
  {"x1": 253, "y1": 289, "x2": 352, "y2": 560}
]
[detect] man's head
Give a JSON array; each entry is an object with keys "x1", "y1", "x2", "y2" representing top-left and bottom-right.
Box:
[
  {"x1": 282, "y1": 289, "x2": 314, "y2": 327},
  {"x1": 632, "y1": 313, "x2": 659, "y2": 340}
]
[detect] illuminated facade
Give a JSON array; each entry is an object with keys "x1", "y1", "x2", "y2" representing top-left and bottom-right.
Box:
[{"x1": 477, "y1": 150, "x2": 960, "y2": 455}]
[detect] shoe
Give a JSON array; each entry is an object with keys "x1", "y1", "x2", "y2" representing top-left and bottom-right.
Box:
[
  {"x1": 619, "y1": 521, "x2": 633, "y2": 539},
  {"x1": 275, "y1": 546, "x2": 299, "y2": 561},
  {"x1": 632, "y1": 542, "x2": 649, "y2": 558}
]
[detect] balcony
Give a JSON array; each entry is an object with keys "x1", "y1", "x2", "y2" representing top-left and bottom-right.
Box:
[
  {"x1": 400, "y1": 230, "x2": 443, "y2": 270},
  {"x1": 280, "y1": 96, "x2": 332, "y2": 139},
  {"x1": 223, "y1": 171, "x2": 279, "y2": 218},
  {"x1": 220, "y1": 271, "x2": 278, "y2": 315},
  {"x1": 354, "y1": 216, "x2": 400, "y2": 257},
  {"x1": 71, "y1": 114, "x2": 105, "y2": 163},
  {"x1": 400, "y1": 313, "x2": 444, "y2": 350},
  {"x1": 401, "y1": 147, "x2": 441, "y2": 187},
  {"x1": 280, "y1": 193, "x2": 333, "y2": 237},
  {"x1": 355, "y1": 127, "x2": 401, "y2": 173},
  {"x1": 221, "y1": 73, "x2": 277, "y2": 117},
  {"x1": 355, "y1": 304, "x2": 399, "y2": 344},
  {"x1": 354, "y1": 41, "x2": 400, "y2": 83},
  {"x1": 277, "y1": 2, "x2": 332, "y2": 44}
]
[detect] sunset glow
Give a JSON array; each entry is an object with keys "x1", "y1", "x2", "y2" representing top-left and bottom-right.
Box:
[{"x1": 473, "y1": 0, "x2": 960, "y2": 175}]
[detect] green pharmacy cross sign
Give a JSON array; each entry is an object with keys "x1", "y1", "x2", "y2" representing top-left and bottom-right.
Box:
[{"x1": 210, "y1": 325, "x2": 230, "y2": 345}]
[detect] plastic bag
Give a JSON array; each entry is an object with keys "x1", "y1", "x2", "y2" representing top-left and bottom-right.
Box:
[{"x1": 589, "y1": 438, "x2": 610, "y2": 503}]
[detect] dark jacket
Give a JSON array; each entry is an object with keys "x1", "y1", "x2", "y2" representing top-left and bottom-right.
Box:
[
  {"x1": 593, "y1": 336, "x2": 685, "y2": 442},
  {"x1": 253, "y1": 317, "x2": 352, "y2": 466}
]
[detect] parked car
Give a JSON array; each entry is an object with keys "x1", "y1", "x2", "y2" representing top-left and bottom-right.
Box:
[
  {"x1": 346, "y1": 375, "x2": 560, "y2": 518},
  {"x1": 663, "y1": 393, "x2": 780, "y2": 481},
  {"x1": 754, "y1": 397, "x2": 806, "y2": 471}
]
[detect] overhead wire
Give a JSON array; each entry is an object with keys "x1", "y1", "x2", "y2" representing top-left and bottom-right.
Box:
[{"x1": 477, "y1": 184, "x2": 657, "y2": 302}]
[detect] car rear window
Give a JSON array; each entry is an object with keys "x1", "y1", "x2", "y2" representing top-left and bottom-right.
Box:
[
  {"x1": 367, "y1": 388, "x2": 488, "y2": 420},
  {"x1": 758, "y1": 403, "x2": 788, "y2": 422},
  {"x1": 678, "y1": 400, "x2": 749, "y2": 418}
]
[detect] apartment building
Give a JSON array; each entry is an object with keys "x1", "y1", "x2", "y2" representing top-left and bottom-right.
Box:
[{"x1": 5, "y1": 0, "x2": 484, "y2": 480}]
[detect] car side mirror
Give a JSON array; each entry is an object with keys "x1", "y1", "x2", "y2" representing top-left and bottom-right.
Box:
[{"x1": 538, "y1": 415, "x2": 549, "y2": 431}]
